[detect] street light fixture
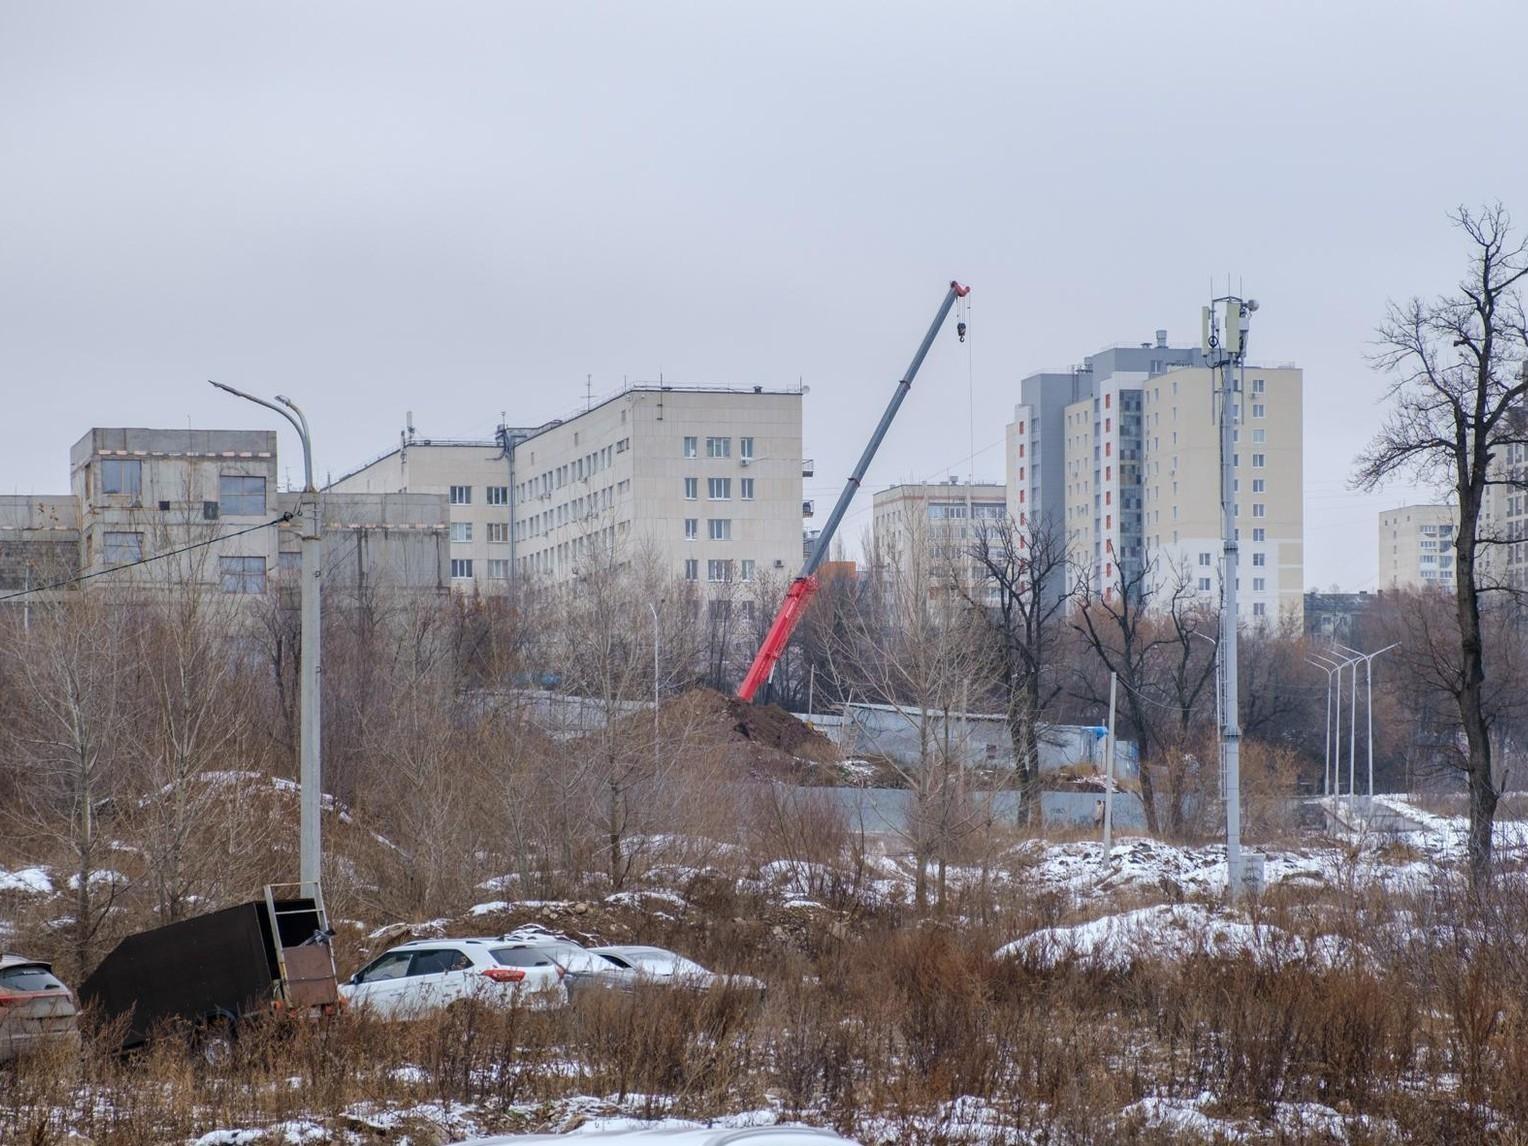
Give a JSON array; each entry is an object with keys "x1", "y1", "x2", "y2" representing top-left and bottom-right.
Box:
[
  {"x1": 1335, "y1": 641, "x2": 1400, "y2": 802},
  {"x1": 210, "y1": 380, "x2": 323, "y2": 890},
  {"x1": 1308, "y1": 648, "x2": 1359, "y2": 798}
]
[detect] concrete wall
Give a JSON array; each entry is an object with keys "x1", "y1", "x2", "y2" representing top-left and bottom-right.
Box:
[{"x1": 826, "y1": 702, "x2": 1139, "y2": 778}]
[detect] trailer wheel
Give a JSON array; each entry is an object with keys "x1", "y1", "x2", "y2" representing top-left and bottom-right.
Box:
[{"x1": 194, "y1": 1016, "x2": 237, "y2": 1069}]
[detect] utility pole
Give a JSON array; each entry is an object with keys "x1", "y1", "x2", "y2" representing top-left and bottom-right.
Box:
[
  {"x1": 1202, "y1": 292, "x2": 1256, "y2": 900},
  {"x1": 648, "y1": 600, "x2": 660, "y2": 771},
  {"x1": 211, "y1": 381, "x2": 323, "y2": 890},
  {"x1": 1102, "y1": 671, "x2": 1117, "y2": 856}
]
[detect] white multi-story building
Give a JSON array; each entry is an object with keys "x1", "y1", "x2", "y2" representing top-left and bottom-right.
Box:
[
  {"x1": 1005, "y1": 331, "x2": 1305, "y2": 626},
  {"x1": 871, "y1": 480, "x2": 1007, "y2": 603},
  {"x1": 1377, "y1": 504, "x2": 1457, "y2": 591},
  {"x1": 1141, "y1": 365, "x2": 1304, "y2": 625},
  {"x1": 331, "y1": 386, "x2": 805, "y2": 592}
]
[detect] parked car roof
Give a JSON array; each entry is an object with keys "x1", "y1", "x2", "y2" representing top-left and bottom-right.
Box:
[{"x1": 0, "y1": 953, "x2": 52, "y2": 972}]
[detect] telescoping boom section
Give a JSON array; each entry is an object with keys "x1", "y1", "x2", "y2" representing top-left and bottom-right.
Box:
[{"x1": 735, "y1": 280, "x2": 970, "y2": 703}]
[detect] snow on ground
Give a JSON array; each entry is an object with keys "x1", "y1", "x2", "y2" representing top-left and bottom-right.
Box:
[
  {"x1": 0, "y1": 865, "x2": 53, "y2": 895},
  {"x1": 995, "y1": 901, "x2": 1357, "y2": 971}
]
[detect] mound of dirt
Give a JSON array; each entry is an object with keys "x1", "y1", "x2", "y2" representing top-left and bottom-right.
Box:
[{"x1": 656, "y1": 687, "x2": 841, "y2": 776}]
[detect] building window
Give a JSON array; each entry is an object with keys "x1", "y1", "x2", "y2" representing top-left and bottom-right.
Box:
[
  {"x1": 684, "y1": 477, "x2": 698, "y2": 500},
  {"x1": 99, "y1": 458, "x2": 142, "y2": 497},
  {"x1": 683, "y1": 436, "x2": 698, "y2": 458},
  {"x1": 103, "y1": 531, "x2": 143, "y2": 564},
  {"x1": 219, "y1": 474, "x2": 267, "y2": 516},
  {"x1": 706, "y1": 436, "x2": 731, "y2": 458},
  {"x1": 740, "y1": 559, "x2": 755, "y2": 581},
  {"x1": 488, "y1": 522, "x2": 508, "y2": 543},
  {"x1": 1251, "y1": 429, "x2": 1266, "y2": 444},
  {"x1": 615, "y1": 438, "x2": 630, "y2": 453},
  {"x1": 1252, "y1": 552, "x2": 1266, "y2": 567},
  {"x1": 1253, "y1": 602, "x2": 1266, "y2": 617},
  {"x1": 1252, "y1": 503, "x2": 1266, "y2": 518},
  {"x1": 450, "y1": 558, "x2": 474, "y2": 579},
  {"x1": 707, "y1": 559, "x2": 732, "y2": 582},
  {"x1": 684, "y1": 558, "x2": 699, "y2": 581},
  {"x1": 1252, "y1": 403, "x2": 1266, "y2": 418},
  {"x1": 1252, "y1": 478, "x2": 1265, "y2": 493},
  {"x1": 1252, "y1": 528, "x2": 1266, "y2": 542},
  {"x1": 708, "y1": 477, "x2": 731, "y2": 500},
  {"x1": 1198, "y1": 552, "x2": 1212, "y2": 566},
  {"x1": 1252, "y1": 453, "x2": 1265, "y2": 468},
  {"x1": 488, "y1": 559, "x2": 510, "y2": 579},
  {"x1": 450, "y1": 485, "x2": 472, "y2": 505},
  {"x1": 1253, "y1": 577, "x2": 1266, "y2": 591},
  {"x1": 740, "y1": 437, "x2": 754, "y2": 460},
  {"x1": 1252, "y1": 378, "x2": 1265, "y2": 393},
  {"x1": 451, "y1": 521, "x2": 473, "y2": 543},
  {"x1": 740, "y1": 477, "x2": 755, "y2": 500},
  {"x1": 708, "y1": 518, "x2": 732, "y2": 540},
  {"x1": 487, "y1": 485, "x2": 508, "y2": 506},
  {"x1": 1197, "y1": 577, "x2": 1212, "y2": 591},
  {"x1": 684, "y1": 518, "x2": 698, "y2": 541},
  {"x1": 220, "y1": 556, "x2": 266, "y2": 594}
]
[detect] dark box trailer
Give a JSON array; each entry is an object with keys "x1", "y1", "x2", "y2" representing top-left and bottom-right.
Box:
[{"x1": 81, "y1": 884, "x2": 338, "y2": 1048}]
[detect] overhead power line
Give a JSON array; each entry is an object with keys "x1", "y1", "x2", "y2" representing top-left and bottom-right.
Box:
[{"x1": 0, "y1": 513, "x2": 294, "y2": 603}]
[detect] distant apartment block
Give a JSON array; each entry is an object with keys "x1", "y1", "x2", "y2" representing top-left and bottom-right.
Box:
[
  {"x1": 1377, "y1": 504, "x2": 1457, "y2": 590},
  {"x1": 1006, "y1": 330, "x2": 1305, "y2": 625},
  {"x1": 1142, "y1": 365, "x2": 1304, "y2": 624},
  {"x1": 1481, "y1": 440, "x2": 1528, "y2": 592},
  {"x1": 0, "y1": 427, "x2": 448, "y2": 603},
  {"x1": 870, "y1": 480, "x2": 1007, "y2": 603},
  {"x1": 330, "y1": 386, "x2": 806, "y2": 592},
  {"x1": 1008, "y1": 332, "x2": 1202, "y2": 596}
]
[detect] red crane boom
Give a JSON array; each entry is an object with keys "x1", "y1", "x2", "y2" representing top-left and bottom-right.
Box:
[{"x1": 735, "y1": 280, "x2": 970, "y2": 703}]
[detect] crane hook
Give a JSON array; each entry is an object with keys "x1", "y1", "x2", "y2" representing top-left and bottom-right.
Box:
[{"x1": 957, "y1": 320, "x2": 967, "y2": 343}]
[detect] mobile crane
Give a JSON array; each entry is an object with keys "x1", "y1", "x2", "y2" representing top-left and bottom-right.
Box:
[{"x1": 735, "y1": 280, "x2": 971, "y2": 703}]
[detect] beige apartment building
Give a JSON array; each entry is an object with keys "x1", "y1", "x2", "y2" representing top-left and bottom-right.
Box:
[
  {"x1": 870, "y1": 481, "x2": 1007, "y2": 604},
  {"x1": 1140, "y1": 365, "x2": 1304, "y2": 625},
  {"x1": 330, "y1": 386, "x2": 806, "y2": 592},
  {"x1": 1377, "y1": 504, "x2": 1457, "y2": 590},
  {"x1": 1480, "y1": 439, "x2": 1528, "y2": 592}
]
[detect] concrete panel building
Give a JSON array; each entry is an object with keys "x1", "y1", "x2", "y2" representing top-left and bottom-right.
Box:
[
  {"x1": 1008, "y1": 331, "x2": 1203, "y2": 596},
  {"x1": 0, "y1": 427, "x2": 448, "y2": 607},
  {"x1": 1377, "y1": 504, "x2": 1457, "y2": 591},
  {"x1": 1141, "y1": 365, "x2": 1304, "y2": 625},
  {"x1": 870, "y1": 480, "x2": 1006, "y2": 604},
  {"x1": 1480, "y1": 439, "x2": 1528, "y2": 592},
  {"x1": 330, "y1": 386, "x2": 806, "y2": 593}
]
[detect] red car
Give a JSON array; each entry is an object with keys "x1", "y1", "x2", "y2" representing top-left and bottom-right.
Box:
[{"x1": 0, "y1": 953, "x2": 81, "y2": 1062}]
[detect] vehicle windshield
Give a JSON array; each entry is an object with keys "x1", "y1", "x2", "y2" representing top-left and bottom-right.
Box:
[{"x1": 0, "y1": 965, "x2": 65, "y2": 992}]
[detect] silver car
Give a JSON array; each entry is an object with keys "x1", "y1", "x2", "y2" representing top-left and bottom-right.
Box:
[
  {"x1": 0, "y1": 953, "x2": 81, "y2": 1061},
  {"x1": 568, "y1": 945, "x2": 765, "y2": 1000}
]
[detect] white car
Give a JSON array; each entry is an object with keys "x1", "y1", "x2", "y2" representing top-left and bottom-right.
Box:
[
  {"x1": 570, "y1": 945, "x2": 765, "y2": 999},
  {"x1": 341, "y1": 937, "x2": 570, "y2": 1019}
]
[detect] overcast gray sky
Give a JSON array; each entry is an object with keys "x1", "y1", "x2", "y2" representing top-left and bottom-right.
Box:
[{"x1": 3, "y1": 1, "x2": 1525, "y2": 591}]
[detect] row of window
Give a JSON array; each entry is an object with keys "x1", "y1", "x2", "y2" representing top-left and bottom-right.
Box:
[
  {"x1": 516, "y1": 441, "x2": 631, "y2": 505},
  {"x1": 683, "y1": 518, "x2": 735, "y2": 540},
  {"x1": 682, "y1": 558, "x2": 757, "y2": 582},
  {"x1": 683, "y1": 477, "x2": 754, "y2": 501},
  {"x1": 682, "y1": 436, "x2": 755, "y2": 460},
  {"x1": 448, "y1": 485, "x2": 509, "y2": 506},
  {"x1": 451, "y1": 558, "x2": 513, "y2": 579},
  {"x1": 98, "y1": 461, "x2": 270, "y2": 516}
]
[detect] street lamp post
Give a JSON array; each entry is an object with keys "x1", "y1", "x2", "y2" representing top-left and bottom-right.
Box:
[
  {"x1": 1336, "y1": 642, "x2": 1400, "y2": 800},
  {"x1": 210, "y1": 381, "x2": 323, "y2": 890},
  {"x1": 1306, "y1": 656, "x2": 1340, "y2": 796},
  {"x1": 648, "y1": 601, "x2": 660, "y2": 770}
]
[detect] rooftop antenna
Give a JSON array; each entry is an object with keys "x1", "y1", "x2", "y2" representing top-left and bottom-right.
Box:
[
  {"x1": 405, "y1": 410, "x2": 416, "y2": 443},
  {"x1": 586, "y1": 373, "x2": 593, "y2": 411}
]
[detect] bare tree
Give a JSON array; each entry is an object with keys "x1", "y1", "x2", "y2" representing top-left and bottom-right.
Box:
[
  {"x1": 961, "y1": 514, "x2": 1070, "y2": 825},
  {"x1": 1356, "y1": 203, "x2": 1528, "y2": 886},
  {"x1": 2, "y1": 596, "x2": 130, "y2": 979},
  {"x1": 1071, "y1": 557, "x2": 1218, "y2": 836}
]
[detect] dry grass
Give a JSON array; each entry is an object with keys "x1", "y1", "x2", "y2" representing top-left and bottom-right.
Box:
[{"x1": 4, "y1": 871, "x2": 1528, "y2": 1144}]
